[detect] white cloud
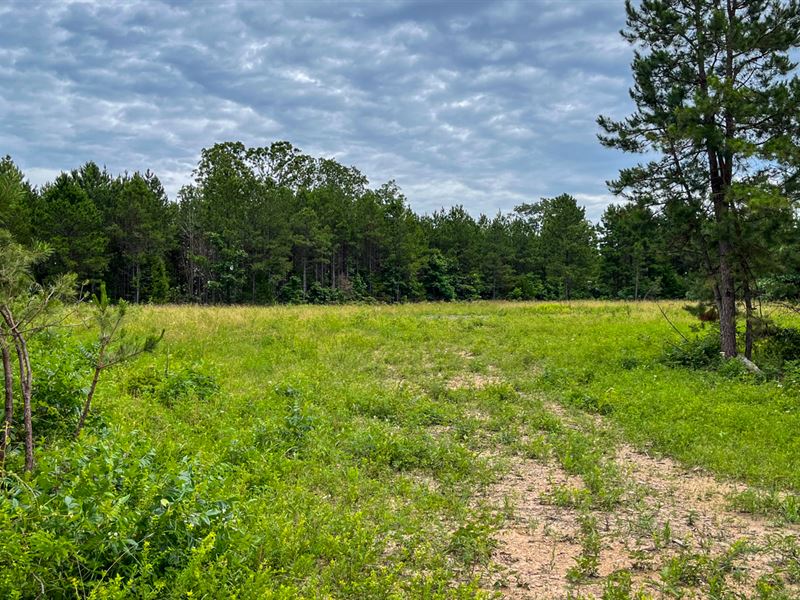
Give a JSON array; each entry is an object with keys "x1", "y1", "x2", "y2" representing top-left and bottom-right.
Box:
[{"x1": 0, "y1": 0, "x2": 638, "y2": 220}]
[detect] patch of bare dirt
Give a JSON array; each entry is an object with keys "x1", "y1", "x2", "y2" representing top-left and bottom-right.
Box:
[
  {"x1": 482, "y1": 458, "x2": 587, "y2": 597},
  {"x1": 446, "y1": 373, "x2": 502, "y2": 390},
  {"x1": 481, "y1": 406, "x2": 800, "y2": 599}
]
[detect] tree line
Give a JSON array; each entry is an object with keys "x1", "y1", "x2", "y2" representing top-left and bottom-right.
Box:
[{"x1": 3, "y1": 141, "x2": 795, "y2": 307}]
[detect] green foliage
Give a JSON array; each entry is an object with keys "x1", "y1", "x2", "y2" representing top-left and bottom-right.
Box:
[
  {"x1": 598, "y1": 0, "x2": 800, "y2": 356},
  {"x1": 658, "y1": 541, "x2": 752, "y2": 597},
  {"x1": 601, "y1": 570, "x2": 648, "y2": 600},
  {"x1": 35, "y1": 172, "x2": 108, "y2": 283},
  {"x1": 279, "y1": 397, "x2": 315, "y2": 457},
  {"x1": 156, "y1": 367, "x2": 219, "y2": 406},
  {"x1": 662, "y1": 330, "x2": 722, "y2": 369},
  {"x1": 0, "y1": 156, "x2": 33, "y2": 244},
  {"x1": 125, "y1": 365, "x2": 219, "y2": 406},
  {"x1": 567, "y1": 514, "x2": 601, "y2": 582},
  {"x1": 0, "y1": 141, "x2": 674, "y2": 305},
  {"x1": 28, "y1": 333, "x2": 88, "y2": 439},
  {"x1": 728, "y1": 489, "x2": 800, "y2": 524},
  {"x1": 448, "y1": 515, "x2": 497, "y2": 568},
  {"x1": 516, "y1": 194, "x2": 599, "y2": 300},
  {"x1": 760, "y1": 328, "x2": 800, "y2": 366},
  {"x1": 0, "y1": 432, "x2": 234, "y2": 598},
  {"x1": 420, "y1": 249, "x2": 456, "y2": 301},
  {"x1": 3, "y1": 301, "x2": 800, "y2": 596},
  {"x1": 148, "y1": 256, "x2": 170, "y2": 304}
]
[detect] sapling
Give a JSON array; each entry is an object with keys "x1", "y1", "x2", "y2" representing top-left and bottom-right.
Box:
[
  {"x1": 0, "y1": 230, "x2": 76, "y2": 470},
  {"x1": 74, "y1": 284, "x2": 162, "y2": 437}
]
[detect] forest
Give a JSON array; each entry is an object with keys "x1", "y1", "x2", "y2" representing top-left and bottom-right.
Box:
[{"x1": 3, "y1": 140, "x2": 797, "y2": 308}]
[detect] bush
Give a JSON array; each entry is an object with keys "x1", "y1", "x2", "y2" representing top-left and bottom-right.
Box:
[
  {"x1": 28, "y1": 333, "x2": 90, "y2": 441},
  {"x1": 758, "y1": 327, "x2": 800, "y2": 365},
  {"x1": 157, "y1": 367, "x2": 219, "y2": 405},
  {"x1": 0, "y1": 431, "x2": 236, "y2": 598},
  {"x1": 662, "y1": 330, "x2": 721, "y2": 369},
  {"x1": 308, "y1": 281, "x2": 345, "y2": 304},
  {"x1": 782, "y1": 360, "x2": 800, "y2": 390},
  {"x1": 125, "y1": 364, "x2": 220, "y2": 407}
]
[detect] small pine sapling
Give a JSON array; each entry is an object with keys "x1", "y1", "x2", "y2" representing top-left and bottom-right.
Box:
[
  {"x1": 0, "y1": 231, "x2": 76, "y2": 470},
  {"x1": 75, "y1": 284, "x2": 163, "y2": 437}
]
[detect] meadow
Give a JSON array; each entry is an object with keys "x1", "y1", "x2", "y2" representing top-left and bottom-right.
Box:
[{"x1": 3, "y1": 301, "x2": 799, "y2": 599}]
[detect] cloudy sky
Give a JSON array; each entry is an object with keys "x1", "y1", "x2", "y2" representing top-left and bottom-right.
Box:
[{"x1": 0, "y1": 0, "x2": 638, "y2": 220}]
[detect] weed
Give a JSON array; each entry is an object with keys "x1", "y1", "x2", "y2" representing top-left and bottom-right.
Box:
[
  {"x1": 602, "y1": 569, "x2": 648, "y2": 599},
  {"x1": 518, "y1": 433, "x2": 551, "y2": 460},
  {"x1": 448, "y1": 516, "x2": 498, "y2": 570},
  {"x1": 280, "y1": 400, "x2": 315, "y2": 457},
  {"x1": 551, "y1": 428, "x2": 625, "y2": 509},
  {"x1": 546, "y1": 484, "x2": 591, "y2": 509},
  {"x1": 5, "y1": 301, "x2": 799, "y2": 597},
  {"x1": 662, "y1": 330, "x2": 722, "y2": 369},
  {"x1": 567, "y1": 513, "x2": 601, "y2": 582},
  {"x1": 729, "y1": 489, "x2": 800, "y2": 524}
]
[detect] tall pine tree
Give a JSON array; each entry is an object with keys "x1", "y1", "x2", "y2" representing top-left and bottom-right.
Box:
[{"x1": 599, "y1": 0, "x2": 800, "y2": 357}]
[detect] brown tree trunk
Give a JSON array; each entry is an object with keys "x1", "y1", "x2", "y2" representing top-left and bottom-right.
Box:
[
  {"x1": 75, "y1": 365, "x2": 102, "y2": 438},
  {"x1": 302, "y1": 255, "x2": 308, "y2": 299},
  {"x1": 708, "y1": 130, "x2": 737, "y2": 358},
  {"x1": 0, "y1": 340, "x2": 13, "y2": 464},
  {"x1": 12, "y1": 335, "x2": 34, "y2": 472},
  {"x1": 135, "y1": 261, "x2": 141, "y2": 304},
  {"x1": 694, "y1": 1, "x2": 737, "y2": 359},
  {"x1": 716, "y1": 236, "x2": 738, "y2": 358},
  {"x1": 0, "y1": 309, "x2": 34, "y2": 471},
  {"x1": 718, "y1": 0, "x2": 739, "y2": 359}
]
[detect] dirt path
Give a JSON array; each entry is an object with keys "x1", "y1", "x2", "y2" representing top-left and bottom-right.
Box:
[{"x1": 480, "y1": 403, "x2": 800, "y2": 599}]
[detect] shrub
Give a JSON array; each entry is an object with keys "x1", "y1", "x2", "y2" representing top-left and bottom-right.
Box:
[
  {"x1": 758, "y1": 327, "x2": 800, "y2": 365},
  {"x1": 28, "y1": 333, "x2": 89, "y2": 441},
  {"x1": 124, "y1": 364, "x2": 220, "y2": 407},
  {"x1": 0, "y1": 431, "x2": 236, "y2": 598},
  {"x1": 783, "y1": 360, "x2": 800, "y2": 390},
  {"x1": 157, "y1": 367, "x2": 219, "y2": 405},
  {"x1": 662, "y1": 330, "x2": 721, "y2": 369},
  {"x1": 280, "y1": 400, "x2": 314, "y2": 457}
]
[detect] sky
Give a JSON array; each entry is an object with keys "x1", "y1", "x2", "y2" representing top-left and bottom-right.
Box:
[{"x1": 0, "y1": 0, "x2": 639, "y2": 221}]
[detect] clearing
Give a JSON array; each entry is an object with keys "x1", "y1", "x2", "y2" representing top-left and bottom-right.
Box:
[{"x1": 10, "y1": 301, "x2": 800, "y2": 598}]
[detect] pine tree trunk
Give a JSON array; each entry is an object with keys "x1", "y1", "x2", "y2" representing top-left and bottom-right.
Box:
[
  {"x1": 134, "y1": 262, "x2": 141, "y2": 304},
  {"x1": 75, "y1": 365, "x2": 102, "y2": 438},
  {"x1": 302, "y1": 255, "x2": 308, "y2": 298},
  {"x1": 718, "y1": 0, "x2": 739, "y2": 360},
  {"x1": 717, "y1": 241, "x2": 737, "y2": 358},
  {"x1": 0, "y1": 310, "x2": 33, "y2": 471},
  {"x1": 0, "y1": 341, "x2": 13, "y2": 463},
  {"x1": 13, "y1": 336, "x2": 33, "y2": 471}
]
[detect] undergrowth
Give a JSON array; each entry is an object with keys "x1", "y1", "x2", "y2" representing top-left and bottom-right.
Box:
[{"x1": 1, "y1": 301, "x2": 798, "y2": 597}]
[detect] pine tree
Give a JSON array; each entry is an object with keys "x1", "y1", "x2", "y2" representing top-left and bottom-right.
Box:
[{"x1": 599, "y1": 0, "x2": 800, "y2": 357}]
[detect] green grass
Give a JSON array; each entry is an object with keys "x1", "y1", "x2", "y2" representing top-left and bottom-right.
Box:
[{"x1": 3, "y1": 300, "x2": 799, "y2": 597}]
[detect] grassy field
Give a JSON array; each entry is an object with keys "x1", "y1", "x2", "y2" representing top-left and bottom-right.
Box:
[{"x1": 4, "y1": 301, "x2": 800, "y2": 598}]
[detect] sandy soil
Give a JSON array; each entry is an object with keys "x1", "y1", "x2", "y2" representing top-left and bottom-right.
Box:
[{"x1": 480, "y1": 404, "x2": 800, "y2": 599}]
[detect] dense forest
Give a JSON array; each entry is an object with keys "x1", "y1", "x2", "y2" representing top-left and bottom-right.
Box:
[{"x1": 2, "y1": 142, "x2": 797, "y2": 306}]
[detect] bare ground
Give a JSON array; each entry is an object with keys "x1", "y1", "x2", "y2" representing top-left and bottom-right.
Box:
[{"x1": 479, "y1": 403, "x2": 800, "y2": 599}]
